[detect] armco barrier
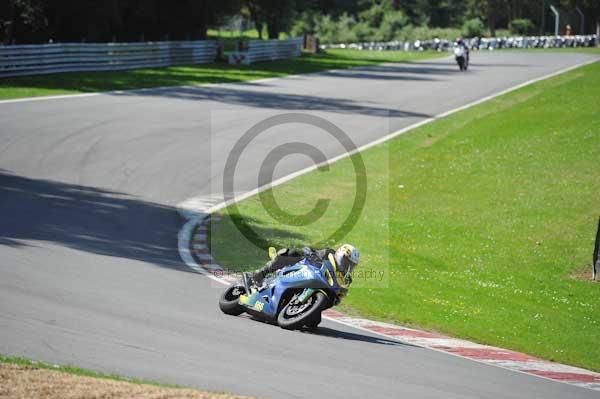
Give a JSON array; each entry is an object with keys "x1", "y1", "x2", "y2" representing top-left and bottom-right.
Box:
[
  {"x1": 228, "y1": 38, "x2": 302, "y2": 65},
  {"x1": 0, "y1": 40, "x2": 218, "y2": 78}
]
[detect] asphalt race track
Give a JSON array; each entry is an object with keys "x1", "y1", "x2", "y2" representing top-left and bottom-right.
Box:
[{"x1": 1, "y1": 52, "x2": 598, "y2": 399}]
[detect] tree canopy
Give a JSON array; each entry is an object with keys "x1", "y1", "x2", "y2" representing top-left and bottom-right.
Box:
[{"x1": 1, "y1": 0, "x2": 599, "y2": 45}]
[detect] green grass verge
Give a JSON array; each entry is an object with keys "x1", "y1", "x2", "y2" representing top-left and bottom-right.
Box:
[
  {"x1": 209, "y1": 60, "x2": 600, "y2": 371},
  {"x1": 0, "y1": 354, "x2": 181, "y2": 388},
  {"x1": 0, "y1": 49, "x2": 444, "y2": 100}
]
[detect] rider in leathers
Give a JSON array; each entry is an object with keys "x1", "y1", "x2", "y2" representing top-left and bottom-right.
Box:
[{"x1": 243, "y1": 244, "x2": 360, "y2": 289}]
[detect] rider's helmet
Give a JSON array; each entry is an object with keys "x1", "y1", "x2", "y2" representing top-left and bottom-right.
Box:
[{"x1": 334, "y1": 244, "x2": 360, "y2": 281}]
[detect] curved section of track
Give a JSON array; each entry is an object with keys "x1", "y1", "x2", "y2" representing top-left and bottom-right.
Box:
[{"x1": 0, "y1": 52, "x2": 598, "y2": 399}]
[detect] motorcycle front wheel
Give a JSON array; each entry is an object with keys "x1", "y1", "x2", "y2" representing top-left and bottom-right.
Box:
[{"x1": 277, "y1": 291, "x2": 327, "y2": 330}]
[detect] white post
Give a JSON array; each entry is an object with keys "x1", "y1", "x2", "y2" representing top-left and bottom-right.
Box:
[
  {"x1": 576, "y1": 7, "x2": 585, "y2": 34},
  {"x1": 550, "y1": 5, "x2": 560, "y2": 36}
]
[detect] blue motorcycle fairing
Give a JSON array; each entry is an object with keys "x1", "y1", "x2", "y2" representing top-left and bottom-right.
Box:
[{"x1": 239, "y1": 258, "x2": 342, "y2": 319}]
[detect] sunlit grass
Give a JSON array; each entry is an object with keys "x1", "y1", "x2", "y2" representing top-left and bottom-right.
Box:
[{"x1": 210, "y1": 60, "x2": 600, "y2": 371}]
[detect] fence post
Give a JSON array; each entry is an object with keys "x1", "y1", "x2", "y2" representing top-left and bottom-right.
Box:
[
  {"x1": 550, "y1": 5, "x2": 560, "y2": 36},
  {"x1": 575, "y1": 7, "x2": 585, "y2": 34}
]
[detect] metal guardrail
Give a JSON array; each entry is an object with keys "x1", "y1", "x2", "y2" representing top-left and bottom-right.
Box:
[
  {"x1": 321, "y1": 34, "x2": 598, "y2": 52},
  {"x1": 228, "y1": 38, "x2": 302, "y2": 65},
  {"x1": 0, "y1": 40, "x2": 218, "y2": 78}
]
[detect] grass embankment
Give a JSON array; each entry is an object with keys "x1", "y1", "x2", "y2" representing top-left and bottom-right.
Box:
[
  {"x1": 0, "y1": 355, "x2": 249, "y2": 399},
  {"x1": 0, "y1": 49, "x2": 443, "y2": 100},
  {"x1": 209, "y1": 61, "x2": 600, "y2": 371}
]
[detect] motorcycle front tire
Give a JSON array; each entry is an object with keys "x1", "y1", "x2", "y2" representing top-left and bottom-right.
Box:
[{"x1": 277, "y1": 292, "x2": 327, "y2": 330}]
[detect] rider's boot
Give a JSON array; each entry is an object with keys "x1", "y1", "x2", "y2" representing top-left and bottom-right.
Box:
[
  {"x1": 242, "y1": 272, "x2": 252, "y2": 291},
  {"x1": 243, "y1": 268, "x2": 267, "y2": 290},
  {"x1": 242, "y1": 255, "x2": 302, "y2": 289}
]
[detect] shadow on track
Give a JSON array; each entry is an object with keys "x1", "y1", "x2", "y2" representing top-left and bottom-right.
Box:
[
  {"x1": 0, "y1": 170, "x2": 305, "y2": 271},
  {"x1": 317, "y1": 63, "x2": 458, "y2": 79},
  {"x1": 0, "y1": 169, "x2": 183, "y2": 269},
  {"x1": 113, "y1": 85, "x2": 432, "y2": 119},
  {"x1": 300, "y1": 326, "x2": 419, "y2": 348},
  {"x1": 240, "y1": 314, "x2": 417, "y2": 348}
]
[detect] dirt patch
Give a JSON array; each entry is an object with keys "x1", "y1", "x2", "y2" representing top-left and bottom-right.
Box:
[
  {"x1": 570, "y1": 264, "x2": 596, "y2": 282},
  {"x1": 0, "y1": 363, "x2": 251, "y2": 399}
]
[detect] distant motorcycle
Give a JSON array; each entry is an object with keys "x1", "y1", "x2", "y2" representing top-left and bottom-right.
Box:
[
  {"x1": 454, "y1": 45, "x2": 468, "y2": 71},
  {"x1": 219, "y1": 252, "x2": 351, "y2": 330}
]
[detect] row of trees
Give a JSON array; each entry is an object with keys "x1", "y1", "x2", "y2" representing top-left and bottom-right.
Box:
[
  {"x1": 0, "y1": 0, "x2": 292, "y2": 44},
  {"x1": 1, "y1": 0, "x2": 238, "y2": 44},
  {"x1": 296, "y1": 0, "x2": 600, "y2": 44},
  {"x1": 1, "y1": 0, "x2": 599, "y2": 45}
]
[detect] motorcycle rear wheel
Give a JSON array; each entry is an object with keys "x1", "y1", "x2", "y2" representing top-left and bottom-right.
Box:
[
  {"x1": 277, "y1": 291, "x2": 327, "y2": 330},
  {"x1": 219, "y1": 285, "x2": 246, "y2": 316}
]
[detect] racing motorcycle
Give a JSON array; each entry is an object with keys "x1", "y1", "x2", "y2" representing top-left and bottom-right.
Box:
[
  {"x1": 454, "y1": 45, "x2": 468, "y2": 71},
  {"x1": 218, "y1": 249, "x2": 350, "y2": 330}
]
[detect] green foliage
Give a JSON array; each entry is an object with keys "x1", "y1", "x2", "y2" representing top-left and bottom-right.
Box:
[
  {"x1": 339, "y1": 13, "x2": 362, "y2": 43},
  {"x1": 377, "y1": 11, "x2": 410, "y2": 41},
  {"x1": 358, "y1": 1, "x2": 388, "y2": 28},
  {"x1": 245, "y1": 0, "x2": 295, "y2": 39},
  {"x1": 1, "y1": 0, "x2": 243, "y2": 43},
  {"x1": 315, "y1": 15, "x2": 340, "y2": 44},
  {"x1": 509, "y1": 18, "x2": 535, "y2": 35},
  {"x1": 397, "y1": 25, "x2": 462, "y2": 41},
  {"x1": 311, "y1": 2, "x2": 410, "y2": 44},
  {"x1": 291, "y1": 10, "x2": 319, "y2": 36},
  {"x1": 462, "y1": 18, "x2": 485, "y2": 37},
  {"x1": 352, "y1": 21, "x2": 373, "y2": 42},
  {"x1": 4, "y1": 0, "x2": 600, "y2": 45}
]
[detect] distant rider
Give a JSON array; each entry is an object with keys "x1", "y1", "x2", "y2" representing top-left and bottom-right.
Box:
[
  {"x1": 454, "y1": 37, "x2": 470, "y2": 68},
  {"x1": 243, "y1": 244, "x2": 360, "y2": 289}
]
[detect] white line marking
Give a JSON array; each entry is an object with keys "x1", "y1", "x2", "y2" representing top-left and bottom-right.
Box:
[
  {"x1": 0, "y1": 57, "x2": 452, "y2": 105},
  {"x1": 178, "y1": 57, "x2": 599, "y2": 218},
  {"x1": 177, "y1": 215, "x2": 223, "y2": 283}
]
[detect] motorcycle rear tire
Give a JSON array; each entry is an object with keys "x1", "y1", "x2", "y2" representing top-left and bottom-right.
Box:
[{"x1": 278, "y1": 291, "x2": 327, "y2": 330}]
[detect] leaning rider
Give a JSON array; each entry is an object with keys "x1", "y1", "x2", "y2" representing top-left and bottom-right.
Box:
[{"x1": 243, "y1": 244, "x2": 360, "y2": 289}]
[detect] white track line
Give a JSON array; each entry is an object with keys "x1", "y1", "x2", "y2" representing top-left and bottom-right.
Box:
[
  {"x1": 0, "y1": 78, "x2": 277, "y2": 105},
  {"x1": 0, "y1": 57, "x2": 454, "y2": 105},
  {"x1": 178, "y1": 57, "x2": 599, "y2": 217}
]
